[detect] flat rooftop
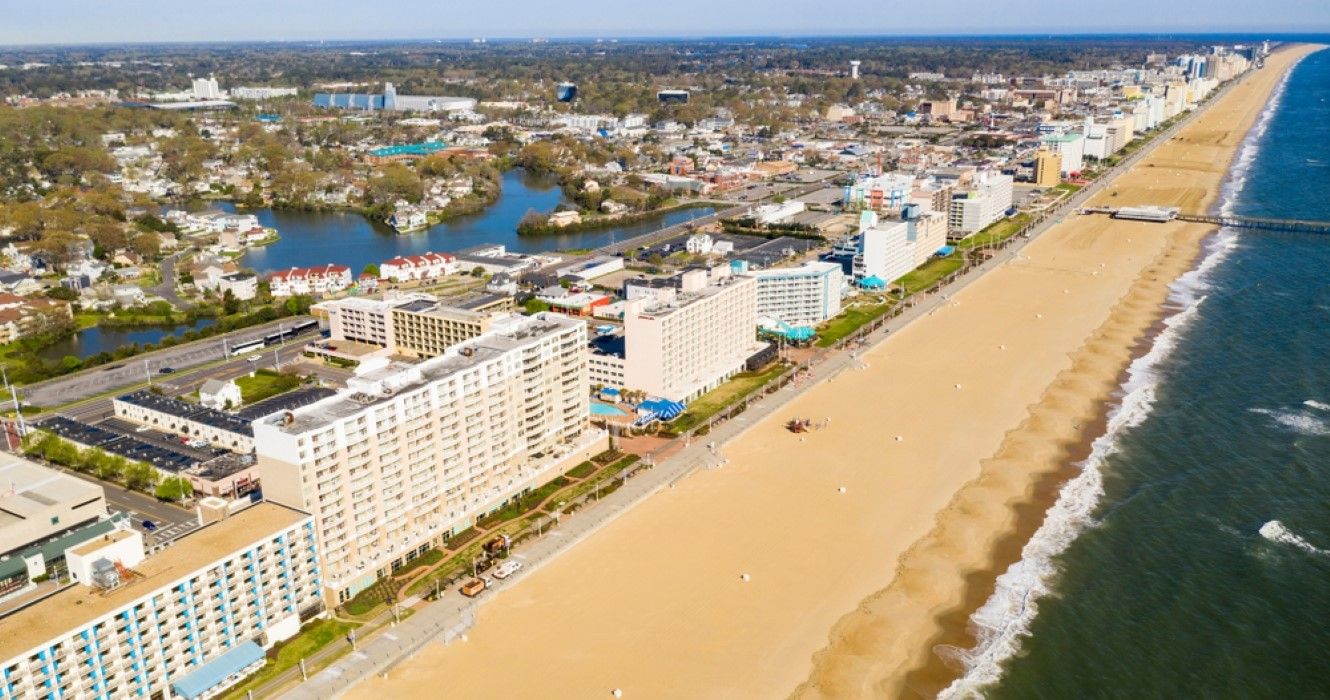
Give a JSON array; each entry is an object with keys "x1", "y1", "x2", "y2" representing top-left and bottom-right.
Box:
[
  {"x1": 0, "y1": 456, "x2": 104, "y2": 540},
  {"x1": 0, "y1": 502, "x2": 309, "y2": 661},
  {"x1": 264, "y1": 314, "x2": 578, "y2": 434}
]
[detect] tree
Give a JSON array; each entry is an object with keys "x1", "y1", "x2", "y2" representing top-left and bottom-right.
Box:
[
  {"x1": 470, "y1": 266, "x2": 485, "y2": 278},
  {"x1": 366, "y1": 163, "x2": 423, "y2": 206},
  {"x1": 124, "y1": 461, "x2": 159, "y2": 492},
  {"x1": 155, "y1": 476, "x2": 193, "y2": 502},
  {"x1": 129, "y1": 233, "x2": 161, "y2": 260},
  {"x1": 362, "y1": 263, "x2": 380, "y2": 277},
  {"x1": 97, "y1": 454, "x2": 128, "y2": 483},
  {"x1": 221, "y1": 288, "x2": 241, "y2": 315},
  {"x1": 524, "y1": 298, "x2": 551, "y2": 314}
]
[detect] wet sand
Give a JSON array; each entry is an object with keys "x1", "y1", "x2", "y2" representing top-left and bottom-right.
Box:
[{"x1": 344, "y1": 46, "x2": 1319, "y2": 700}]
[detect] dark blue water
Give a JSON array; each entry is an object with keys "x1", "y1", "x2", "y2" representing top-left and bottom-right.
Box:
[
  {"x1": 226, "y1": 169, "x2": 714, "y2": 275},
  {"x1": 946, "y1": 48, "x2": 1330, "y2": 698},
  {"x1": 39, "y1": 317, "x2": 216, "y2": 361}
]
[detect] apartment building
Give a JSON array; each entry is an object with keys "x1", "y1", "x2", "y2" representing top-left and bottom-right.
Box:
[
  {"x1": 1040, "y1": 131, "x2": 1085, "y2": 175},
  {"x1": 1034, "y1": 148, "x2": 1062, "y2": 187},
  {"x1": 948, "y1": 172, "x2": 1013, "y2": 234},
  {"x1": 390, "y1": 299, "x2": 501, "y2": 358},
  {"x1": 254, "y1": 313, "x2": 606, "y2": 603},
  {"x1": 608, "y1": 267, "x2": 763, "y2": 403},
  {"x1": 268, "y1": 264, "x2": 353, "y2": 298},
  {"x1": 749, "y1": 261, "x2": 844, "y2": 326},
  {"x1": 379, "y1": 252, "x2": 457, "y2": 283},
  {"x1": 0, "y1": 503, "x2": 320, "y2": 700}
]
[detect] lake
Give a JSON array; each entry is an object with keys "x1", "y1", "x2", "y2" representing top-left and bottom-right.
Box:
[
  {"x1": 40, "y1": 318, "x2": 217, "y2": 362},
  {"x1": 223, "y1": 169, "x2": 716, "y2": 275}
]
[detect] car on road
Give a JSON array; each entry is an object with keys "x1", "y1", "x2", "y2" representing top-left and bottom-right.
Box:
[
  {"x1": 141, "y1": 520, "x2": 157, "y2": 531},
  {"x1": 247, "y1": 355, "x2": 262, "y2": 363},
  {"x1": 158, "y1": 367, "x2": 176, "y2": 374},
  {"x1": 493, "y1": 560, "x2": 523, "y2": 579}
]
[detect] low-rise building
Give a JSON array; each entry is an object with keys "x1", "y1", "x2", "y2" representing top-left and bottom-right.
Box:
[
  {"x1": 380, "y1": 252, "x2": 457, "y2": 283},
  {"x1": 268, "y1": 264, "x2": 353, "y2": 297},
  {"x1": 218, "y1": 272, "x2": 258, "y2": 301},
  {"x1": 199, "y1": 378, "x2": 243, "y2": 410},
  {"x1": 113, "y1": 391, "x2": 255, "y2": 452}
]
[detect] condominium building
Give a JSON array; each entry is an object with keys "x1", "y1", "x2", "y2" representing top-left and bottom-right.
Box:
[
  {"x1": 1034, "y1": 148, "x2": 1062, "y2": 187},
  {"x1": 313, "y1": 293, "x2": 432, "y2": 349},
  {"x1": 947, "y1": 172, "x2": 1013, "y2": 234},
  {"x1": 851, "y1": 205, "x2": 948, "y2": 283},
  {"x1": 1040, "y1": 131, "x2": 1085, "y2": 175},
  {"x1": 254, "y1": 313, "x2": 606, "y2": 603},
  {"x1": 390, "y1": 299, "x2": 501, "y2": 359},
  {"x1": 749, "y1": 261, "x2": 844, "y2": 326},
  {"x1": 268, "y1": 264, "x2": 353, "y2": 298},
  {"x1": 601, "y1": 267, "x2": 763, "y2": 403},
  {"x1": 0, "y1": 503, "x2": 320, "y2": 700}
]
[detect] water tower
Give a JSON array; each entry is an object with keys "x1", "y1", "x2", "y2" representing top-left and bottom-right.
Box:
[{"x1": 850, "y1": 60, "x2": 861, "y2": 80}]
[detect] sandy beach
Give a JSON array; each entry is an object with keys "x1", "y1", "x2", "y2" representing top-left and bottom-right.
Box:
[{"x1": 343, "y1": 46, "x2": 1317, "y2": 700}]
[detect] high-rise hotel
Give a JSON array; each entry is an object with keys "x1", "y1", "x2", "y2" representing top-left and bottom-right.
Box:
[{"x1": 254, "y1": 313, "x2": 606, "y2": 604}]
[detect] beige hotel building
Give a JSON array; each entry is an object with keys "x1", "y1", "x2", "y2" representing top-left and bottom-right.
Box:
[{"x1": 254, "y1": 313, "x2": 607, "y2": 604}]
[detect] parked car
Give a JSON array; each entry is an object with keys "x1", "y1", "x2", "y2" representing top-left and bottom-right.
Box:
[
  {"x1": 493, "y1": 561, "x2": 523, "y2": 580},
  {"x1": 141, "y1": 520, "x2": 157, "y2": 531},
  {"x1": 460, "y1": 578, "x2": 487, "y2": 597},
  {"x1": 158, "y1": 367, "x2": 176, "y2": 374}
]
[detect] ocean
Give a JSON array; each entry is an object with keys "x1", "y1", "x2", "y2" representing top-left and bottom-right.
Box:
[{"x1": 942, "y1": 47, "x2": 1330, "y2": 698}]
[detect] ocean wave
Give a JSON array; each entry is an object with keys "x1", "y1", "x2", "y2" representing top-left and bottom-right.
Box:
[
  {"x1": 1248, "y1": 407, "x2": 1330, "y2": 436},
  {"x1": 1259, "y1": 520, "x2": 1329, "y2": 556},
  {"x1": 1303, "y1": 400, "x2": 1330, "y2": 412},
  {"x1": 938, "y1": 52, "x2": 1312, "y2": 697}
]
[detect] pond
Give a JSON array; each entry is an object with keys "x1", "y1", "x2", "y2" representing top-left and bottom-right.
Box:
[{"x1": 39, "y1": 317, "x2": 217, "y2": 361}]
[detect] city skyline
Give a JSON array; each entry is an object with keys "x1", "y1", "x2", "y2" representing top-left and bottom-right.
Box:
[{"x1": 1, "y1": 0, "x2": 1328, "y2": 46}]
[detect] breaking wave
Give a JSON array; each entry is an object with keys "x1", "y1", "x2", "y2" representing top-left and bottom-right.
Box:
[
  {"x1": 1260, "y1": 520, "x2": 1329, "y2": 556},
  {"x1": 938, "y1": 55, "x2": 1305, "y2": 699}
]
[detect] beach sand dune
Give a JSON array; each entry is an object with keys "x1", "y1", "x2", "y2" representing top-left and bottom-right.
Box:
[{"x1": 344, "y1": 45, "x2": 1319, "y2": 700}]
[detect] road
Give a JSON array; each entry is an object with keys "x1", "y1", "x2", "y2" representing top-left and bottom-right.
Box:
[
  {"x1": 152, "y1": 253, "x2": 187, "y2": 308},
  {"x1": 38, "y1": 339, "x2": 345, "y2": 424},
  {"x1": 21, "y1": 317, "x2": 316, "y2": 409},
  {"x1": 56, "y1": 465, "x2": 200, "y2": 544}
]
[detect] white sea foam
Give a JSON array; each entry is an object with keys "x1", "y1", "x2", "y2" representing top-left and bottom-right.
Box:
[
  {"x1": 938, "y1": 55, "x2": 1309, "y2": 698},
  {"x1": 1248, "y1": 407, "x2": 1330, "y2": 436},
  {"x1": 1260, "y1": 520, "x2": 1329, "y2": 556},
  {"x1": 1303, "y1": 400, "x2": 1330, "y2": 412}
]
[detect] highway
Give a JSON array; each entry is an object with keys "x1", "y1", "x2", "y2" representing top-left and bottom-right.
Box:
[{"x1": 21, "y1": 317, "x2": 317, "y2": 409}]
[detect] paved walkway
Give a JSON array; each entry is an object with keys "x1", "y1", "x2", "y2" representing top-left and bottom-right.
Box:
[{"x1": 279, "y1": 74, "x2": 1241, "y2": 700}]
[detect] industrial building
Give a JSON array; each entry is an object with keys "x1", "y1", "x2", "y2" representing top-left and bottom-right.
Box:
[
  {"x1": 254, "y1": 313, "x2": 605, "y2": 603},
  {"x1": 0, "y1": 503, "x2": 320, "y2": 700},
  {"x1": 312, "y1": 82, "x2": 476, "y2": 113}
]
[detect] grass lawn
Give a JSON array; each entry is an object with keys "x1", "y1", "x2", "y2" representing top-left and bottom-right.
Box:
[
  {"x1": 223, "y1": 618, "x2": 358, "y2": 700},
  {"x1": 475, "y1": 477, "x2": 570, "y2": 529},
  {"x1": 816, "y1": 298, "x2": 895, "y2": 348},
  {"x1": 672, "y1": 363, "x2": 789, "y2": 432},
  {"x1": 236, "y1": 369, "x2": 301, "y2": 404},
  {"x1": 566, "y1": 461, "x2": 597, "y2": 479},
  {"x1": 898, "y1": 255, "x2": 965, "y2": 294},
  {"x1": 955, "y1": 213, "x2": 1033, "y2": 250}
]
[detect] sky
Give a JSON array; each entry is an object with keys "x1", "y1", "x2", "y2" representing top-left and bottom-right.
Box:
[{"x1": 1, "y1": 0, "x2": 1328, "y2": 45}]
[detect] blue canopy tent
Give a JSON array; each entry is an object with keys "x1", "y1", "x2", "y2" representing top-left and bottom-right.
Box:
[
  {"x1": 637, "y1": 398, "x2": 686, "y2": 422},
  {"x1": 858, "y1": 275, "x2": 887, "y2": 290},
  {"x1": 936, "y1": 245, "x2": 956, "y2": 256}
]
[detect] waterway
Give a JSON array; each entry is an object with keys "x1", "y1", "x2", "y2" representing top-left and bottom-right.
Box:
[
  {"x1": 223, "y1": 169, "x2": 715, "y2": 275},
  {"x1": 39, "y1": 317, "x2": 217, "y2": 362}
]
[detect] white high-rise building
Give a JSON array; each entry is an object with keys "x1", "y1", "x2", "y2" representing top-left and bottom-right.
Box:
[
  {"x1": 947, "y1": 172, "x2": 1014, "y2": 234},
  {"x1": 254, "y1": 313, "x2": 605, "y2": 604},
  {"x1": 750, "y1": 261, "x2": 844, "y2": 327},
  {"x1": 0, "y1": 503, "x2": 320, "y2": 700},
  {"x1": 1041, "y1": 132, "x2": 1086, "y2": 176},
  {"x1": 603, "y1": 267, "x2": 764, "y2": 403},
  {"x1": 191, "y1": 74, "x2": 222, "y2": 100}
]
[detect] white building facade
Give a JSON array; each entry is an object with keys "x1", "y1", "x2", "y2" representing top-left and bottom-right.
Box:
[
  {"x1": 750, "y1": 261, "x2": 844, "y2": 326},
  {"x1": 254, "y1": 314, "x2": 606, "y2": 603}
]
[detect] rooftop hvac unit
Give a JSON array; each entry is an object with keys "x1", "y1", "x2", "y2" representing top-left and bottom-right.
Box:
[{"x1": 91, "y1": 558, "x2": 121, "y2": 589}]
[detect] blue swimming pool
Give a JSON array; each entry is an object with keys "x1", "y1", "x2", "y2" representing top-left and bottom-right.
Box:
[{"x1": 590, "y1": 403, "x2": 627, "y2": 417}]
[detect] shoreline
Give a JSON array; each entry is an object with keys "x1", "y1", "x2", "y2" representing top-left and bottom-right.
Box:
[
  {"x1": 797, "y1": 44, "x2": 1323, "y2": 700},
  {"x1": 336, "y1": 48, "x2": 1319, "y2": 700}
]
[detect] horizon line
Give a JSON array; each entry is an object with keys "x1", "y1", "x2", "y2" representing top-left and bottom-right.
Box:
[{"x1": 1, "y1": 29, "x2": 1327, "y2": 51}]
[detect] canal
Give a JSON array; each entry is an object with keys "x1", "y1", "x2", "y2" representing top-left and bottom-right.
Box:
[
  {"x1": 226, "y1": 169, "x2": 716, "y2": 275},
  {"x1": 40, "y1": 318, "x2": 217, "y2": 362}
]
